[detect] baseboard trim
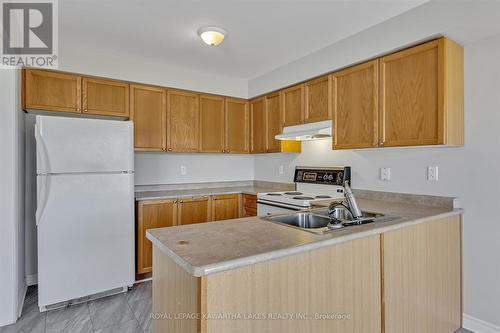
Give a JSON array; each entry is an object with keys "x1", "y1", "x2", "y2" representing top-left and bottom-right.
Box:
[
  {"x1": 463, "y1": 314, "x2": 500, "y2": 333},
  {"x1": 25, "y1": 274, "x2": 37, "y2": 286}
]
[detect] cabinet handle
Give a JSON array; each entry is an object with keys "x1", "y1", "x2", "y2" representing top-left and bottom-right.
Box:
[
  {"x1": 168, "y1": 148, "x2": 172, "y2": 151},
  {"x1": 179, "y1": 200, "x2": 183, "y2": 203},
  {"x1": 227, "y1": 149, "x2": 230, "y2": 153}
]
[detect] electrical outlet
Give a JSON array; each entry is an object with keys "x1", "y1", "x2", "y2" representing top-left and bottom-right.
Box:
[
  {"x1": 427, "y1": 166, "x2": 438, "y2": 181},
  {"x1": 380, "y1": 167, "x2": 391, "y2": 181},
  {"x1": 279, "y1": 165, "x2": 284, "y2": 175},
  {"x1": 180, "y1": 165, "x2": 187, "y2": 176}
]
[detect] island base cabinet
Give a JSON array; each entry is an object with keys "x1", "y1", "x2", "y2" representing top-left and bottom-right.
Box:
[
  {"x1": 152, "y1": 235, "x2": 381, "y2": 333},
  {"x1": 382, "y1": 215, "x2": 462, "y2": 333}
]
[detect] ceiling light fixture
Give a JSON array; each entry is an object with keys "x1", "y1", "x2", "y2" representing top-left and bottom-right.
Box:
[{"x1": 198, "y1": 26, "x2": 226, "y2": 46}]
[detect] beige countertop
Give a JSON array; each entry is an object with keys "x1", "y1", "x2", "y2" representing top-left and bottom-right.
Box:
[
  {"x1": 135, "y1": 186, "x2": 282, "y2": 201},
  {"x1": 146, "y1": 196, "x2": 462, "y2": 277}
]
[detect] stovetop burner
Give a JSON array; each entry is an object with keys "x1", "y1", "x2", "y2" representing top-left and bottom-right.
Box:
[
  {"x1": 284, "y1": 192, "x2": 302, "y2": 195},
  {"x1": 266, "y1": 193, "x2": 282, "y2": 196},
  {"x1": 315, "y1": 195, "x2": 332, "y2": 199},
  {"x1": 293, "y1": 196, "x2": 315, "y2": 200}
]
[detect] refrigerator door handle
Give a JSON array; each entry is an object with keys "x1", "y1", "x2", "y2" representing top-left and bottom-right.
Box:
[
  {"x1": 35, "y1": 123, "x2": 51, "y2": 225},
  {"x1": 35, "y1": 123, "x2": 51, "y2": 173},
  {"x1": 36, "y1": 175, "x2": 50, "y2": 225}
]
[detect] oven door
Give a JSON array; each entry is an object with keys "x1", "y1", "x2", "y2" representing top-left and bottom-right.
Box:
[{"x1": 257, "y1": 200, "x2": 305, "y2": 216}]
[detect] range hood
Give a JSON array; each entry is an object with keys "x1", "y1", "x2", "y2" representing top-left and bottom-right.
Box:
[{"x1": 275, "y1": 120, "x2": 332, "y2": 141}]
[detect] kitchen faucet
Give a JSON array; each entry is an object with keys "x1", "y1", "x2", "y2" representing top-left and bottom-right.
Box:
[{"x1": 328, "y1": 180, "x2": 362, "y2": 219}]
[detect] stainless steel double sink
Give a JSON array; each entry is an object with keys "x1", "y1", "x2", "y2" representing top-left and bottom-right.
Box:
[{"x1": 263, "y1": 207, "x2": 398, "y2": 234}]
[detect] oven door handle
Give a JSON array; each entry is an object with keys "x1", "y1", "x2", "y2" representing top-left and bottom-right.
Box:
[{"x1": 257, "y1": 200, "x2": 306, "y2": 211}]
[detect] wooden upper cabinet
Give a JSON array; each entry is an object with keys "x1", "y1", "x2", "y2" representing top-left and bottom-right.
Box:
[
  {"x1": 211, "y1": 194, "x2": 240, "y2": 221},
  {"x1": 265, "y1": 93, "x2": 281, "y2": 153},
  {"x1": 23, "y1": 69, "x2": 82, "y2": 113},
  {"x1": 83, "y1": 77, "x2": 129, "y2": 117},
  {"x1": 333, "y1": 60, "x2": 379, "y2": 149},
  {"x1": 130, "y1": 84, "x2": 166, "y2": 151},
  {"x1": 200, "y1": 95, "x2": 225, "y2": 153},
  {"x1": 250, "y1": 97, "x2": 267, "y2": 153},
  {"x1": 177, "y1": 197, "x2": 211, "y2": 225},
  {"x1": 225, "y1": 98, "x2": 249, "y2": 154},
  {"x1": 305, "y1": 75, "x2": 332, "y2": 123},
  {"x1": 136, "y1": 199, "x2": 177, "y2": 274},
  {"x1": 281, "y1": 84, "x2": 304, "y2": 127},
  {"x1": 167, "y1": 89, "x2": 200, "y2": 152},
  {"x1": 379, "y1": 37, "x2": 463, "y2": 147}
]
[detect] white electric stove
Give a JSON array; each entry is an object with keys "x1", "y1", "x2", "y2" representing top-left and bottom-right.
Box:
[{"x1": 257, "y1": 166, "x2": 351, "y2": 216}]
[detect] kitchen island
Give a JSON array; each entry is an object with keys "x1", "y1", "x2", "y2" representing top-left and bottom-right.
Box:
[{"x1": 146, "y1": 192, "x2": 463, "y2": 333}]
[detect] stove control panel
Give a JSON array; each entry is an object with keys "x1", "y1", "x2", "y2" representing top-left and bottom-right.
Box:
[{"x1": 294, "y1": 167, "x2": 351, "y2": 186}]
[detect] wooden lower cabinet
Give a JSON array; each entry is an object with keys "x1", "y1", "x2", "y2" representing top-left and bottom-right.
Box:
[
  {"x1": 242, "y1": 194, "x2": 257, "y2": 217},
  {"x1": 151, "y1": 215, "x2": 462, "y2": 333},
  {"x1": 153, "y1": 235, "x2": 381, "y2": 333},
  {"x1": 382, "y1": 215, "x2": 461, "y2": 333},
  {"x1": 211, "y1": 194, "x2": 240, "y2": 221},
  {"x1": 136, "y1": 200, "x2": 177, "y2": 275},
  {"x1": 177, "y1": 197, "x2": 211, "y2": 225}
]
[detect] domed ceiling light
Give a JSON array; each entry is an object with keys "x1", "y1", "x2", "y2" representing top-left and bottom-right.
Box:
[{"x1": 198, "y1": 26, "x2": 226, "y2": 46}]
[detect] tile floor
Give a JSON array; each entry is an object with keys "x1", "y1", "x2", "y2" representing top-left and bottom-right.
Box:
[
  {"x1": 0, "y1": 281, "x2": 152, "y2": 333},
  {"x1": 0, "y1": 281, "x2": 475, "y2": 333}
]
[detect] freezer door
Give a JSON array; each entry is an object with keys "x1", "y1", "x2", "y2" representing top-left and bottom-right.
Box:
[
  {"x1": 37, "y1": 173, "x2": 134, "y2": 307},
  {"x1": 35, "y1": 115, "x2": 133, "y2": 174}
]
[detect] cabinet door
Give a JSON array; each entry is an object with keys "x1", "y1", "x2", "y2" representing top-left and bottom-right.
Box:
[
  {"x1": 23, "y1": 69, "x2": 82, "y2": 113},
  {"x1": 211, "y1": 194, "x2": 240, "y2": 221},
  {"x1": 167, "y1": 90, "x2": 200, "y2": 152},
  {"x1": 379, "y1": 39, "x2": 443, "y2": 147},
  {"x1": 250, "y1": 97, "x2": 267, "y2": 153},
  {"x1": 305, "y1": 75, "x2": 332, "y2": 123},
  {"x1": 136, "y1": 200, "x2": 177, "y2": 274},
  {"x1": 130, "y1": 85, "x2": 166, "y2": 151},
  {"x1": 333, "y1": 60, "x2": 379, "y2": 149},
  {"x1": 265, "y1": 93, "x2": 281, "y2": 153},
  {"x1": 200, "y1": 95, "x2": 225, "y2": 153},
  {"x1": 383, "y1": 216, "x2": 461, "y2": 333},
  {"x1": 281, "y1": 84, "x2": 304, "y2": 127},
  {"x1": 177, "y1": 197, "x2": 211, "y2": 225},
  {"x1": 225, "y1": 98, "x2": 249, "y2": 154},
  {"x1": 242, "y1": 194, "x2": 257, "y2": 217},
  {"x1": 82, "y1": 77, "x2": 129, "y2": 117}
]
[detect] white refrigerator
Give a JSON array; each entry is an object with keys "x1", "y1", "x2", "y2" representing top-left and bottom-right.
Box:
[{"x1": 35, "y1": 115, "x2": 134, "y2": 310}]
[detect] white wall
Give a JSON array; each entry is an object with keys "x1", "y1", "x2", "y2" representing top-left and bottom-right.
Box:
[
  {"x1": 59, "y1": 40, "x2": 248, "y2": 98},
  {"x1": 0, "y1": 68, "x2": 25, "y2": 326},
  {"x1": 254, "y1": 35, "x2": 500, "y2": 329},
  {"x1": 249, "y1": 0, "x2": 500, "y2": 97},
  {"x1": 135, "y1": 153, "x2": 254, "y2": 185}
]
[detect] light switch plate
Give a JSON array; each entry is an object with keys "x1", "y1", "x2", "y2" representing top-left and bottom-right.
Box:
[
  {"x1": 279, "y1": 165, "x2": 284, "y2": 175},
  {"x1": 427, "y1": 166, "x2": 438, "y2": 181},
  {"x1": 180, "y1": 165, "x2": 187, "y2": 176},
  {"x1": 380, "y1": 167, "x2": 391, "y2": 181}
]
